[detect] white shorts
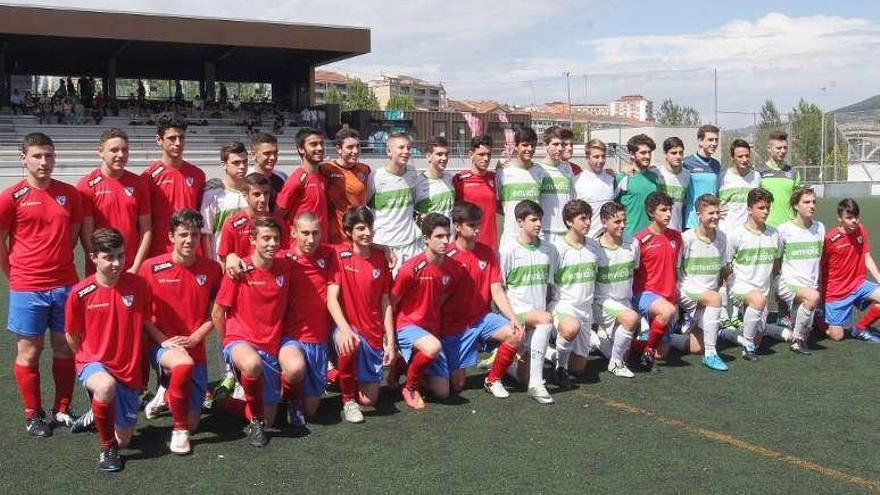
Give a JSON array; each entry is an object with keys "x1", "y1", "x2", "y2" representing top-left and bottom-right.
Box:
[
  {"x1": 594, "y1": 299, "x2": 632, "y2": 333},
  {"x1": 552, "y1": 309, "x2": 593, "y2": 358},
  {"x1": 390, "y1": 238, "x2": 425, "y2": 276},
  {"x1": 777, "y1": 281, "x2": 816, "y2": 308}
]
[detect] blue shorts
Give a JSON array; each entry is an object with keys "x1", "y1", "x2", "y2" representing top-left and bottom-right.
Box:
[
  {"x1": 634, "y1": 291, "x2": 675, "y2": 339},
  {"x1": 148, "y1": 346, "x2": 208, "y2": 412},
  {"x1": 222, "y1": 341, "x2": 281, "y2": 405},
  {"x1": 7, "y1": 286, "x2": 72, "y2": 338},
  {"x1": 396, "y1": 325, "x2": 448, "y2": 378},
  {"x1": 332, "y1": 328, "x2": 384, "y2": 383},
  {"x1": 825, "y1": 280, "x2": 880, "y2": 327},
  {"x1": 78, "y1": 362, "x2": 140, "y2": 428},
  {"x1": 280, "y1": 338, "x2": 328, "y2": 398},
  {"x1": 441, "y1": 313, "x2": 508, "y2": 370}
]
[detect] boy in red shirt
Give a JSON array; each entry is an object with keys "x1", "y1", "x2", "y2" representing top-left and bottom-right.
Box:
[
  {"x1": 277, "y1": 127, "x2": 329, "y2": 244},
  {"x1": 821, "y1": 198, "x2": 880, "y2": 342},
  {"x1": 65, "y1": 228, "x2": 155, "y2": 472},
  {"x1": 452, "y1": 135, "x2": 498, "y2": 249},
  {"x1": 327, "y1": 206, "x2": 396, "y2": 424},
  {"x1": 1, "y1": 132, "x2": 83, "y2": 436},
  {"x1": 77, "y1": 128, "x2": 152, "y2": 274},
  {"x1": 211, "y1": 217, "x2": 291, "y2": 447},
  {"x1": 140, "y1": 209, "x2": 221, "y2": 454}
]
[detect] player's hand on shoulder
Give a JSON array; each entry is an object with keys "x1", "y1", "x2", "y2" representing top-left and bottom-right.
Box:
[
  {"x1": 496, "y1": 158, "x2": 511, "y2": 170},
  {"x1": 224, "y1": 254, "x2": 244, "y2": 280}
]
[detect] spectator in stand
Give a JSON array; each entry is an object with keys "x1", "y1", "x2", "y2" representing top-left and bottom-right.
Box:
[
  {"x1": 193, "y1": 94, "x2": 204, "y2": 116},
  {"x1": 231, "y1": 95, "x2": 241, "y2": 112},
  {"x1": 24, "y1": 91, "x2": 36, "y2": 115},
  {"x1": 10, "y1": 89, "x2": 24, "y2": 115},
  {"x1": 218, "y1": 83, "x2": 228, "y2": 107}
]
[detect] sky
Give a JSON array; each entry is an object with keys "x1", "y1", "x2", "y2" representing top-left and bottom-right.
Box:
[{"x1": 5, "y1": 1, "x2": 879, "y2": 127}]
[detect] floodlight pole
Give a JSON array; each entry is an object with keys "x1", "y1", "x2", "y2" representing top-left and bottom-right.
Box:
[
  {"x1": 564, "y1": 71, "x2": 572, "y2": 127},
  {"x1": 713, "y1": 67, "x2": 718, "y2": 125}
]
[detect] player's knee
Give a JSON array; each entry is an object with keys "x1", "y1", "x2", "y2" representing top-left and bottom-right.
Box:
[
  {"x1": 802, "y1": 290, "x2": 820, "y2": 309},
  {"x1": 746, "y1": 292, "x2": 767, "y2": 311},
  {"x1": 90, "y1": 377, "x2": 116, "y2": 401},
  {"x1": 417, "y1": 338, "x2": 441, "y2": 359},
  {"x1": 16, "y1": 338, "x2": 44, "y2": 364},
  {"x1": 620, "y1": 310, "x2": 640, "y2": 331},
  {"x1": 237, "y1": 356, "x2": 263, "y2": 377},
  {"x1": 535, "y1": 311, "x2": 553, "y2": 325},
  {"x1": 557, "y1": 318, "x2": 581, "y2": 340},
  {"x1": 826, "y1": 326, "x2": 845, "y2": 341},
  {"x1": 703, "y1": 291, "x2": 722, "y2": 307},
  {"x1": 169, "y1": 351, "x2": 195, "y2": 369},
  {"x1": 49, "y1": 334, "x2": 73, "y2": 356},
  {"x1": 450, "y1": 370, "x2": 466, "y2": 392}
]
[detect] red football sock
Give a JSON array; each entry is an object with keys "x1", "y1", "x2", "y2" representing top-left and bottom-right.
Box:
[
  {"x1": 336, "y1": 349, "x2": 359, "y2": 403},
  {"x1": 92, "y1": 397, "x2": 117, "y2": 449},
  {"x1": 646, "y1": 319, "x2": 667, "y2": 351},
  {"x1": 52, "y1": 357, "x2": 75, "y2": 414},
  {"x1": 486, "y1": 343, "x2": 518, "y2": 384},
  {"x1": 240, "y1": 373, "x2": 264, "y2": 420},
  {"x1": 405, "y1": 351, "x2": 435, "y2": 390},
  {"x1": 855, "y1": 304, "x2": 880, "y2": 331},
  {"x1": 630, "y1": 339, "x2": 648, "y2": 357},
  {"x1": 167, "y1": 363, "x2": 193, "y2": 431},
  {"x1": 219, "y1": 396, "x2": 250, "y2": 420},
  {"x1": 13, "y1": 363, "x2": 41, "y2": 419},
  {"x1": 326, "y1": 366, "x2": 340, "y2": 386}
]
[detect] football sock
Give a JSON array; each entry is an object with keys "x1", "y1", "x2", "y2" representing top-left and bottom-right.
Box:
[
  {"x1": 168, "y1": 363, "x2": 193, "y2": 431},
  {"x1": 528, "y1": 324, "x2": 552, "y2": 389},
  {"x1": 854, "y1": 304, "x2": 880, "y2": 331},
  {"x1": 336, "y1": 349, "x2": 358, "y2": 403},
  {"x1": 239, "y1": 373, "x2": 264, "y2": 420},
  {"x1": 742, "y1": 306, "x2": 763, "y2": 347},
  {"x1": 52, "y1": 357, "x2": 75, "y2": 414},
  {"x1": 793, "y1": 305, "x2": 815, "y2": 341},
  {"x1": 719, "y1": 327, "x2": 747, "y2": 347},
  {"x1": 611, "y1": 328, "x2": 634, "y2": 364},
  {"x1": 218, "y1": 397, "x2": 249, "y2": 420},
  {"x1": 763, "y1": 323, "x2": 792, "y2": 342},
  {"x1": 92, "y1": 397, "x2": 117, "y2": 449},
  {"x1": 702, "y1": 307, "x2": 722, "y2": 356},
  {"x1": 405, "y1": 351, "x2": 435, "y2": 390},
  {"x1": 646, "y1": 318, "x2": 668, "y2": 351},
  {"x1": 591, "y1": 329, "x2": 612, "y2": 359},
  {"x1": 555, "y1": 334, "x2": 573, "y2": 370},
  {"x1": 629, "y1": 339, "x2": 647, "y2": 356},
  {"x1": 486, "y1": 342, "x2": 518, "y2": 384},
  {"x1": 13, "y1": 363, "x2": 41, "y2": 419}
]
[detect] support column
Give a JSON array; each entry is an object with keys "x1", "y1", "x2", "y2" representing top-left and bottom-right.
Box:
[
  {"x1": 104, "y1": 57, "x2": 117, "y2": 99},
  {"x1": 0, "y1": 50, "x2": 8, "y2": 107},
  {"x1": 203, "y1": 61, "x2": 216, "y2": 101}
]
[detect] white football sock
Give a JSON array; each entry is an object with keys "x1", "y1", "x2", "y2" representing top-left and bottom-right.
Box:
[
  {"x1": 555, "y1": 334, "x2": 573, "y2": 370},
  {"x1": 529, "y1": 324, "x2": 552, "y2": 389},
  {"x1": 611, "y1": 327, "x2": 634, "y2": 363},
  {"x1": 793, "y1": 305, "x2": 815, "y2": 341},
  {"x1": 702, "y1": 306, "x2": 722, "y2": 356},
  {"x1": 742, "y1": 307, "x2": 763, "y2": 347}
]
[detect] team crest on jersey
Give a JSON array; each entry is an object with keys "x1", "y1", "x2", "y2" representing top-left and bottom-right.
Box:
[
  {"x1": 185, "y1": 177, "x2": 194, "y2": 187},
  {"x1": 339, "y1": 250, "x2": 353, "y2": 259},
  {"x1": 478, "y1": 260, "x2": 488, "y2": 270},
  {"x1": 441, "y1": 275, "x2": 451, "y2": 286},
  {"x1": 196, "y1": 274, "x2": 207, "y2": 286},
  {"x1": 152, "y1": 261, "x2": 173, "y2": 273},
  {"x1": 150, "y1": 166, "x2": 165, "y2": 178},
  {"x1": 232, "y1": 217, "x2": 248, "y2": 228},
  {"x1": 357, "y1": 172, "x2": 366, "y2": 182},
  {"x1": 275, "y1": 275, "x2": 285, "y2": 287},
  {"x1": 77, "y1": 283, "x2": 97, "y2": 299},
  {"x1": 857, "y1": 236, "x2": 863, "y2": 244},
  {"x1": 55, "y1": 195, "x2": 67, "y2": 206},
  {"x1": 317, "y1": 258, "x2": 326, "y2": 269},
  {"x1": 121, "y1": 295, "x2": 134, "y2": 307},
  {"x1": 123, "y1": 186, "x2": 135, "y2": 197},
  {"x1": 88, "y1": 176, "x2": 103, "y2": 187},
  {"x1": 372, "y1": 268, "x2": 381, "y2": 279},
  {"x1": 12, "y1": 186, "x2": 29, "y2": 200}
]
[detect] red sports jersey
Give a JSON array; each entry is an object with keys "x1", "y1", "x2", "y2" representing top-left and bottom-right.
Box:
[
  {"x1": 77, "y1": 168, "x2": 151, "y2": 272},
  {"x1": 444, "y1": 242, "x2": 503, "y2": 333},
  {"x1": 277, "y1": 165, "x2": 329, "y2": 244},
  {"x1": 282, "y1": 245, "x2": 336, "y2": 344},
  {"x1": 822, "y1": 224, "x2": 870, "y2": 302},
  {"x1": 216, "y1": 210, "x2": 288, "y2": 259},
  {"x1": 216, "y1": 256, "x2": 291, "y2": 355},
  {"x1": 633, "y1": 227, "x2": 683, "y2": 301},
  {"x1": 569, "y1": 162, "x2": 583, "y2": 175},
  {"x1": 0, "y1": 179, "x2": 82, "y2": 291},
  {"x1": 332, "y1": 244, "x2": 392, "y2": 348},
  {"x1": 141, "y1": 160, "x2": 206, "y2": 257},
  {"x1": 452, "y1": 170, "x2": 498, "y2": 248},
  {"x1": 139, "y1": 254, "x2": 222, "y2": 363},
  {"x1": 65, "y1": 273, "x2": 150, "y2": 389},
  {"x1": 392, "y1": 253, "x2": 465, "y2": 336}
]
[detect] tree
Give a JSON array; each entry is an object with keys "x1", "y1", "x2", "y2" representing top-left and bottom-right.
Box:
[
  {"x1": 656, "y1": 98, "x2": 701, "y2": 126},
  {"x1": 759, "y1": 99, "x2": 782, "y2": 127},
  {"x1": 790, "y1": 98, "x2": 823, "y2": 167},
  {"x1": 386, "y1": 94, "x2": 415, "y2": 111},
  {"x1": 755, "y1": 99, "x2": 785, "y2": 163},
  {"x1": 572, "y1": 122, "x2": 586, "y2": 144},
  {"x1": 342, "y1": 78, "x2": 379, "y2": 112}
]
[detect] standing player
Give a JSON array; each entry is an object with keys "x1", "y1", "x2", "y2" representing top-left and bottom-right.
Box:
[
  {"x1": 718, "y1": 139, "x2": 761, "y2": 235},
  {"x1": 142, "y1": 115, "x2": 206, "y2": 257},
  {"x1": 496, "y1": 127, "x2": 546, "y2": 245},
  {"x1": 559, "y1": 127, "x2": 583, "y2": 175},
  {"x1": 820, "y1": 199, "x2": 880, "y2": 342},
  {"x1": 415, "y1": 136, "x2": 455, "y2": 221},
  {"x1": 616, "y1": 134, "x2": 659, "y2": 236},
  {"x1": 444, "y1": 201, "x2": 523, "y2": 398},
  {"x1": 140, "y1": 209, "x2": 222, "y2": 454},
  {"x1": 652, "y1": 137, "x2": 691, "y2": 231},
  {"x1": 538, "y1": 127, "x2": 575, "y2": 244},
  {"x1": 574, "y1": 138, "x2": 615, "y2": 237},
  {"x1": 320, "y1": 128, "x2": 370, "y2": 244},
  {"x1": 682, "y1": 124, "x2": 721, "y2": 230},
  {"x1": 200, "y1": 141, "x2": 248, "y2": 260},
  {"x1": 452, "y1": 135, "x2": 498, "y2": 248},
  {"x1": 277, "y1": 127, "x2": 329, "y2": 244},
  {"x1": 327, "y1": 206, "x2": 396, "y2": 423},
  {"x1": 249, "y1": 132, "x2": 287, "y2": 209},
  {"x1": 759, "y1": 131, "x2": 800, "y2": 228},
  {"x1": 367, "y1": 132, "x2": 421, "y2": 274},
  {"x1": 77, "y1": 128, "x2": 152, "y2": 274},
  {"x1": 212, "y1": 217, "x2": 291, "y2": 447},
  {"x1": 669, "y1": 194, "x2": 728, "y2": 371},
  {"x1": 65, "y1": 228, "x2": 151, "y2": 472},
  {"x1": 499, "y1": 200, "x2": 556, "y2": 404},
  {"x1": 217, "y1": 173, "x2": 284, "y2": 277},
  {"x1": 1, "y1": 132, "x2": 82, "y2": 436}
]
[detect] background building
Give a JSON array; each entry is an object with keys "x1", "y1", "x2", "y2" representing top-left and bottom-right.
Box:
[
  {"x1": 611, "y1": 95, "x2": 654, "y2": 122},
  {"x1": 370, "y1": 74, "x2": 445, "y2": 111},
  {"x1": 314, "y1": 70, "x2": 351, "y2": 105}
]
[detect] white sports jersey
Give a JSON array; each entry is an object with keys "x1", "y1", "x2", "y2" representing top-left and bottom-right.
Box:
[
  {"x1": 718, "y1": 168, "x2": 761, "y2": 234},
  {"x1": 200, "y1": 180, "x2": 246, "y2": 260},
  {"x1": 500, "y1": 238, "x2": 556, "y2": 316},
  {"x1": 651, "y1": 165, "x2": 691, "y2": 231},
  {"x1": 777, "y1": 220, "x2": 825, "y2": 292},
  {"x1": 550, "y1": 236, "x2": 599, "y2": 321},
  {"x1": 678, "y1": 228, "x2": 727, "y2": 299},
  {"x1": 414, "y1": 171, "x2": 454, "y2": 219},
  {"x1": 539, "y1": 162, "x2": 575, "y2": 235},
  {"x1": 573, "y1": 168, "x2": 615, "y2": 238},
  {"x1": 594, "y1": 238, "x2": 637, "y2": 306},
  {"x1": 368, "y1": 166, "x2": 420, "y2": 248},
  {"x1": 727, "y1": 224, "x2": 782, "y2": 296},
  {"x1": 497, "y1": 162, "x2": 546, "y2": 243}
]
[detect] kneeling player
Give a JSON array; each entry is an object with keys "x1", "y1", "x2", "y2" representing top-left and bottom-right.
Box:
[
  {"x1": 444, "y1": 201, "x2": 524, "y2": 398},
  {"x1": 211, "y1": 217, "x2": 291, "y2": 447},
  {"x1": 327, "y1": 206, "x2": 396, "y2": 422},
  {"x1": 65, "y1": 228, "x2": 152, "y2": 472}
]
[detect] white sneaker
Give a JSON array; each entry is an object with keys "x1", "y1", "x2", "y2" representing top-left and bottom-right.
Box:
[
  {"x1": 527, "y1": 385, "x2": 554, "y2": 404},
  {"x1": 608, "y1": 361, "x2": 635, "y2": 378},
  {"x1": 483, "y1": 379, "x2": 510, "y2": 399},
  {"x1": 342, "y1": 400, "x2": 364, "y2": 424},
  {"x1": 144, "y1": 385, "x2": 168, "y2": 419},
  {"x1": 169, "y1": 429, "x2": 191, "y2": 455}
]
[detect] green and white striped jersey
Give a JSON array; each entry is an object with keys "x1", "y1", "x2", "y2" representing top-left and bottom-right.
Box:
[
  {"x1": 594, "y1": 238, "x2": 637, "y2": 306},
  {"x1": 539, "y1": 162, "x2": 575, "y2": 235},
  {"x1": 368, "y1": 166, "x2": 420, "y2": 248},
  {"x1": 496, "y1": 162, "x2": 546, "y2": 243},
  {"x1": 414, "y1": 171, "x2": 454, "y2": 219},
  {"x1": 550, "y1": 236, "x2": 599, "y2": 321},
  {"x1": 200, "y1": 180, "x2": 246, "y2": 261},
  {"x1": 500, "y1": 238, "x2": 556, "y2": 315},
  {"x1": 651, "y1": 164, "x2": 691, "y2": 231},
  {"x1": 718, "y1": 168, "x2": 761, "y2": 235},
  {"x1": 726, "y1": 224, "x2": 782, "y2": 296},
  {"x1": 678, "y1": 228, "x2": 727, "y2": 298},
  {"x1": 777, "y1": 220, "x2": 825, "y2": 291}
]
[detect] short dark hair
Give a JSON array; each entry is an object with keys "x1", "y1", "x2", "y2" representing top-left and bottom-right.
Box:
[
  {"x1": 156, "y1": 114, "x2": 187, "y2": 138},
  {"x1": 730, "y1": 138, "x2": 751, "y2": 157},
  {"x1": 542, "y1": 126, "x2": 564, "y2": 144},
  {"x1": 790, "y1": 186, "x2": 816, "y2": 212},
  {"x1": 470, "y1": 134, "x2": 493, "y2": 150},
  {"x1": 697, "y1": 124, "x2": 720, "y2": 139},
  {"x1": 600, "y1": 201, "x2": 626, "y2": 222},
  {"x1": 21, "y1": 132, "x2": 54, "y2": 153},
  {"x1": 662, "y1": 136, "x2": 684, "y2": 153},
  {"x1": 837, "y1": 198, "x2": 860, "y2": 218},
  {"x1": 334, "y1": 128, "x2": 360, "y2": 148},
  {"x1": 221, "y1": 141, "x2": 247, "y2": 162},
  {"x1": 558, "y1": 127, "x2": 574, "y2": 141},
  {"x1": 514, "y1": 126, "x2": 538, "y2": 145},
  {"x1": 251, "y1": 216, "x2": 282, "y2": 238},
  {"x1": 626, "y1": 134, "x2": 656, "y2": 154},
  {"x1": 747, "y1": 187, "x2": 774, "y2": 208},
  {"x1": 169, "y1": 208, "x2": 204, "y2": 234},
  {"x1": 425, "y1": 135, "x2": 449, "y2": 153},
  {"x1": 562, "y1": 199, "x2": 592, "y2": 229},
  {"x1": 514, "y1": 199, "x2": 543, "y2": 221},
  {"x1": 295, "y1": 127, "x2": 325, "y2": 151},
  {"x1": 451, "y1": 201, "x2": 483, "y2": 224},
  {"x1": 421, "y1": 212, "x2": 451, "y2": 237},
  {"x1": 99, "y1": 128, "x2": 129, "y2": 145},
  {"x1": 250, "y1": 132, "x2": 277, "y2": 148},
  {"x1": 90, "y1": 227, "x2": 124, "y2": 254},
  {"x1": 695, "y1": 194, "x2": 720, "y2": 212},
  {"x1": 768, "y1": 131, "x2": 788, "y2": 142},
  {"x1": 342, "y1": 205, "x2": 375, "y2": 235},
  {"x1": 242, "y1": 172, "x2": 270, "y2": 192},
  {"x1": 645, "y1": 191, "x2": 674, "y2": 216}
]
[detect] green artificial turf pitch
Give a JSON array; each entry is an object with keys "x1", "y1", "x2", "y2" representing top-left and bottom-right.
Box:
[{"x1": 0, "y1": 198, "x2": 878, "y2": 494}]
